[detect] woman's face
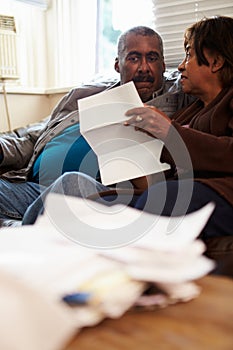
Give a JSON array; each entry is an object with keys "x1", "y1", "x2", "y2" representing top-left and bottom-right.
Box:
[{"x1": 178, "y1": 42, "x2": 220, "y2": 104}]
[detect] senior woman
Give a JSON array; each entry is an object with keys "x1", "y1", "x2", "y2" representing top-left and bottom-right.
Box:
[{"x1": 125, "y1": 15, "x2": 233, "y2": 238}]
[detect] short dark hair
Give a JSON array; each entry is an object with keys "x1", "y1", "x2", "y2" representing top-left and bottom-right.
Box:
[
  {"x1": 117, "y1": 26, "x2": 164, "y2": 58},
  {"x1": 184, "y1": 16, "x2": 233, "y2": 87}
]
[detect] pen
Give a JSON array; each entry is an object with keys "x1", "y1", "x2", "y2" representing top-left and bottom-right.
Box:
[
  {"x1": 62, "y1": 292, "x2": 92, "y2": 305},
  {"x1": 62, "y1": 269, "x2": 131, "y2": 306}
]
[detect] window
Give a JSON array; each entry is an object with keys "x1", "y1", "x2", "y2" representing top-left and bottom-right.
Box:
[
  {"x1": 0, "y1": 0, "x2": 154, "y2": 89},
  {"x1": 1, "y1": 0, "x2": 232, "y2": 90},
  {"x1": 47, "y1": 0, "x2": 154, "y2": 86},
  {"x1": 0, "y1": 0, "x2": 49, "y2": 88},
  {"x1": 96, "y1": 0, "x2": 154, "y2": 74},
  {"x1": 152, "y1": 0, "x2": 233, "y2": 68}
]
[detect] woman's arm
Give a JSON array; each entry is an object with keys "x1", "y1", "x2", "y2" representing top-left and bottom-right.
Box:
[{"x1": 167, "y1": 121, "x2": 233, "y2": 173}]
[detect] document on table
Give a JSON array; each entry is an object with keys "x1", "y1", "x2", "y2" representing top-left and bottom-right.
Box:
[
  {"x1": 78, "y1": 81, "x2": 170, "y2": 185},
  {"x1": 0, "y1": 193, "x2": 215, "y2": 346}
]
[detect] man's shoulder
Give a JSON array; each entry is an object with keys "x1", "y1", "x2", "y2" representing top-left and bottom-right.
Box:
[
  {"x1": 72, "y1": 75, "x2": 119, "y2": 96},
  {"x1": 84, "y1": 74, "x2": 119, "y2": 88},
  {"x1": 63, "y1": 77, "x2": 119, "y2": 107},
  {"x1": 147, "y1": 70, "x2": 195, "y2": 117},
  {"x1": 51, "y1": 76, "x2": 119, "y2": 117}
]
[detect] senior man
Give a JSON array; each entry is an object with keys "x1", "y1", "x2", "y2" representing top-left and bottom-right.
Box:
[{"x1": 0, "y1": 26, "x2": 193, "y2": 226}]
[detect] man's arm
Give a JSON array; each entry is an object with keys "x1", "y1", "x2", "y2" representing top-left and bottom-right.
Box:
[
  {"x1": 0, "y1": 135, "x2": 36, "y2": 172},
  {"x1": 49, "y1": 80, "x2": 119, "y2": 123}
]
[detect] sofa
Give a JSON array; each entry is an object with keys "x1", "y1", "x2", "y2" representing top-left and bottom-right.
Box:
[{"x1": 0, "y1": 75, "x2": 232, "y2": 278}]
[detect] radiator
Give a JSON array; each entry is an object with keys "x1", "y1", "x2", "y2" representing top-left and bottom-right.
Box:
[{"x1": 0, "y1": 15, "x2": 18, "y2": 80}]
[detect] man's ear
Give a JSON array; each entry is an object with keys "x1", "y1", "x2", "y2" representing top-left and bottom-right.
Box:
[
  {"x1": 211, "y1": 54, "x2": 225, "y2": 73},
  {"x1": 162, "y1": 60, "x2": 166, "y2": 73},
  {"x1": 114, "y1": 57, "x2": 120, "y2": 73}
]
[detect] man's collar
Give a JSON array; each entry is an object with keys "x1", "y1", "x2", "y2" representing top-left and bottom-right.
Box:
[{"x1": 152, "y1": 82, "x2": 165, "y2": 99}]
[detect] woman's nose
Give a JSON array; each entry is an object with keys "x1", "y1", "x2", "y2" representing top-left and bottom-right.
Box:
[{"x1": 178, "y1": 59, "x2": 185, "y2": 72}]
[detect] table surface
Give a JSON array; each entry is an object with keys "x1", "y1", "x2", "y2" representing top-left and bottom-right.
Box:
[{"x1": 65, "y1": 275, "x2": 233, "y2": 350}]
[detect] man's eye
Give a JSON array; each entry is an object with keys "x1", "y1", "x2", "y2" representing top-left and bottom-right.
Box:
[
  {"x1": 147, "y1": 56, "x2": 159, "y2": 62},
  {"x1": 128, "y1": 56, "x2": 139, "y2": 62}
]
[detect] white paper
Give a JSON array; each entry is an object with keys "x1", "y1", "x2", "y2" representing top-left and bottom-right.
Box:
[
  {"x1": 0, "y1": 193, "x2": 215, "y2": 345},
  {"x1": 0, "y1": 226, "x2": 145, "y2": 331},
  {"x1": 0, "y1": 269, "x2": 76, "y2": 350},
  {"x1": 40, "y1": 193, "x2": 216, "y2": 250},
  {"x1": 78, "y1": 81, "x2": 170, "y2": 185},
  {"x1": 40, "y1": 193, "x2": 215, "y2": 281}
]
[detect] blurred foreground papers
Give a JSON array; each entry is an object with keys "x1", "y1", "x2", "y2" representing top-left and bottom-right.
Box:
[
  {"x1": 41, "y1": 193, "x2": 216, "y2": 250},
  {"x1": 0, "y1": 194, "x2": 215, "y2": 349},
  {"x1": 0, "y1": 269, "x2": 76, "y2": 350},
  {"x1": 78, "y1": 81, "x2": 170, "y2": 185}
]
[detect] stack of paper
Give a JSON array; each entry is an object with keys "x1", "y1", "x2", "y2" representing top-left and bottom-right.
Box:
[
  {"x1": 0, "y1": 193, "x2": 215, "y2": 347},
  {"x1": 101, "y1": 239, "x2": 210, "y2": 308}
]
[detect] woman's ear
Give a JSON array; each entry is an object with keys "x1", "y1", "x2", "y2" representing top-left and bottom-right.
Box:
[
  {"x1": 211, "y1": 54, "x2": 225, "y2": 73},
  {"x1": 114, "y1": 57, "x2": 120, "y2": 73}
]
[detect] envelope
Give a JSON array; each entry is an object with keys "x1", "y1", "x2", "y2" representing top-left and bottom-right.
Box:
[{"x1": 78, "y1": 81, "x2": 170, "y2": 185}]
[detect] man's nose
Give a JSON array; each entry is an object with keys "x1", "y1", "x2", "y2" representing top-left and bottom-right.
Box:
[{"x1": 138, "y1": 58, "x2": 150, "y2": 73}]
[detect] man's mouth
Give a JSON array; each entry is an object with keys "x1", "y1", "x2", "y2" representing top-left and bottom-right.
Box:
[
  {"x1": 133, "y1": 76, "x2": 155, "y2": 83},
  {"x1": 134, "y1": 81, "x2": 152, "y2": 88}
]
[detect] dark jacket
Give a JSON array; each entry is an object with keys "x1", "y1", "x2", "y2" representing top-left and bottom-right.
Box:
[{"x1": 163, "y1": 86, "x2": 233, "y2": 207}]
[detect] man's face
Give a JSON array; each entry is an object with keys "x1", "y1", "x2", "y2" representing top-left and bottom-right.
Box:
[{"x1": 115, "y1": 33, "x2": 165, "y2": 102}]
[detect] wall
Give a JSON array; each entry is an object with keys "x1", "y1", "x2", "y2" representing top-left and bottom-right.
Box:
[{"x1": 0, "y1": 89, "x2": 67, "y2": 132}]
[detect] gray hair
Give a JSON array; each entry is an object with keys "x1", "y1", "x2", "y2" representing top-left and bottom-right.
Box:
[{"x1": 117, "y1": 26, "x2": 164, "y2": 58}]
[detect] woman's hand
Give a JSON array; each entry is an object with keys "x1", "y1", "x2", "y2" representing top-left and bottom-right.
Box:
[{"x1": 124, "y1": 105, "x2": 171, "y2": 141}]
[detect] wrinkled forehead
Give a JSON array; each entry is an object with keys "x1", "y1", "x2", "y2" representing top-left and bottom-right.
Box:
[{"x1": 123, "y1": 33, "x2": 162, "y2": 55}]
